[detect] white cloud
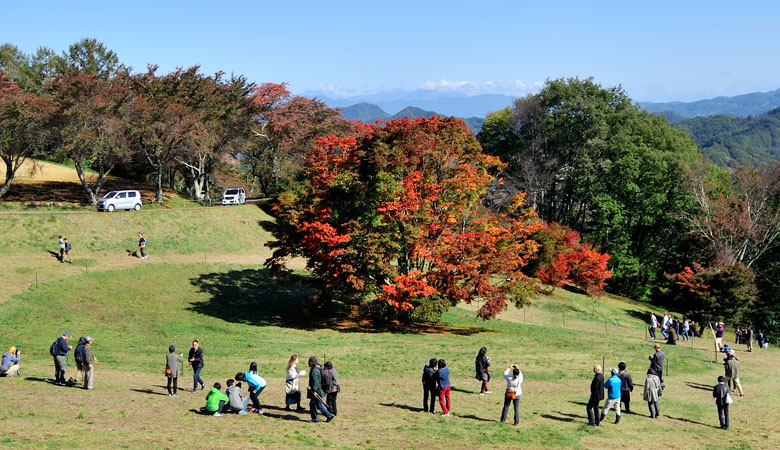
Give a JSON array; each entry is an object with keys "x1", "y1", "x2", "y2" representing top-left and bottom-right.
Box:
[{"x1": 419, "y1": 79, "x2": 543, "y2": 95}]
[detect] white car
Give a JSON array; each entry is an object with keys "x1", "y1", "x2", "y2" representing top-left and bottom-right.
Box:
[
  {"x1": 97, "y1": 190, "x2": 142, "y2": 212},
  {"x1": 222, "y1": 188, "x2": 246, "y2": 205}
]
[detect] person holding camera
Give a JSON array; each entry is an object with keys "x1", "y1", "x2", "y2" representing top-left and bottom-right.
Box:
[
  {"x1": 500, "y1": 364, "x2": 523, "y2": 425},
  {"x1": 0, "y1": 346, "x2": 21, "y2": 377},
  {"x1": 165, "y1": 345, "x2": 184, "y2": 396}
]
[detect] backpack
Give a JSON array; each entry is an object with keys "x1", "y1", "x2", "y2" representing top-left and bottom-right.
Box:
[
  {"x1": 50, "y1": 341, "x2": 59, "y2": 356},
  {"x1": 74, "y1": 344, "x2": 85, "y2": 364},
  {"x1": 65, "y1": 242, "x2": 72, "y2": 252}
]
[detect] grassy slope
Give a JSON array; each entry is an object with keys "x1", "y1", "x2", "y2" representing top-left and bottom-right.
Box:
[{"x1": 0, "y1": 209, "x2": 778, "y2": 449}]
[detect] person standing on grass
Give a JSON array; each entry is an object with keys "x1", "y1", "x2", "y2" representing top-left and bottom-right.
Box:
[
  {"x1": 746, "y1": 327, "x2": 754, "y2": 352},
  {"x1": 166, "y1": 345, "x2": 183, "y2": 396},
  {"x1": 643, "y1": 368, "x2": 662, "y2": 418},
  {"x1": 586, "y1": 364, "x2": 604, "y2": 426},
  {"x1": 713, "y1": 376, "x2": 730, "y2": 430},
  {"x1": 204, "y1": 382, "x2": 230, "y2": 417},
  {"x1": 82, "y1": 337, "x2": 95, "y2": 390},
  {"x1": 681, "y1": 317, "x2": 690, "y2": 342},
  {"x1": 0, "y1": 346, "x2": 21, "y2": 378},
  {"x1": 617, "y1": 362, "x2": 634, "y2": 414},
  {"x1": 649, "y1": 312, "x2": 658, "y2": 340},
  {"x1": 285, "y1": 355, "x2": 306, "y2": 411},
  {"x1": 188, "y1": 340, "x2": 205, "y2": 392},
  {"x1": 58, "y1": 235, "x2": 65, "y2": 263},
  {"x1": 649, "y1": 344, "x2": 665, "y2": 389},
  {"x1": 500, "y1": 364, "x2": 523, "y2": 425},
  {"x1": 307, "y1": 356, "x2": 335, "y2": 423},
  {"x1": 475, "y1": 347, "x2": 492, "y2": 395},
  {"x1": 422, "y1": 358, "x2": 438, "y2": 413},
  {"x1": 73, "y1": 337, "x2": 87, "y2": 383},
  {"x1": 724, "y1": 351, "x2": 744, "y2": 397},
  {"x1": 321, "y1": 361, "x2": 340, "y2": 416},
  {"x1": 600, "y1": 368, "x2": 622, "y2": 424},
  {"x1": 52, "y1": 331, "x2": 72, "y2": 386},
  {"x1": 63, "y1": 238, "x2": 72, "y2": 263},
  {"x1": 437, "y1": 359, "x2": 452, "y2": 417},
  {"x1": 661, "y1": 313, "x2": 670, "y2": 339},
  {"x1": 715, "y1": 322, "x2": 725, "y2": 350},
  {"x1": 138, "y1": 232, "x2": 147, "y2": 259}
]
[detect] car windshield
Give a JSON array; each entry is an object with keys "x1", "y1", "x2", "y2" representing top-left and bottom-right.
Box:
[
  {"x1": 225, "y1": 189, "x2": 239, "y2": 195},
  {"x1": 103, "y1": 192, "x2": 117, "y2": 199}
]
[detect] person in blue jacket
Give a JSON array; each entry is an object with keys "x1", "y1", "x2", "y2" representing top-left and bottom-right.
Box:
[
  {"x1": 52, "y1": 331, "x2": 73, "y2": 386},
  {"x1": 235, "y1": 362, "x2": 267, "y2": 414},
  {"x1": 600, "y1": 367, "x2": 623, "y2": 424}
]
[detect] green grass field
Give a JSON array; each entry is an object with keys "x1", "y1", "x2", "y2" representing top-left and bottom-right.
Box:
[{"x1": 0, "y1": 205, "x2": 778, "y2": 449}]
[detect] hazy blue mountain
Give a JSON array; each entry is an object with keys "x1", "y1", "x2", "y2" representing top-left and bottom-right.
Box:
[
  {"x1": 673, "y1": 107, "x2": 780, "y2": 166},
  {"x1": 304, "y1": 89, "x2": 515, "y2": 118},
  {"x1": 642, "y1": 88, "x2": 780, "y2": 118},
  {"x1": 339, "y1": 102, "x2": 484, "y2": 132}
]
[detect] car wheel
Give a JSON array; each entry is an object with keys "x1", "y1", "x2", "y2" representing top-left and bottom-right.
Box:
[
  {"x1": 134, "y1": 203, "x2": 141, "y2": 211},
  {"x1": 107, "y1": 204, "x2": 115, "y2": 212}
]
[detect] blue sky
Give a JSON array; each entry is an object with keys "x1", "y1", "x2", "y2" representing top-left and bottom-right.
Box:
[{"x1": 2, "y1": 1, "x2": 779, "y2": 102}]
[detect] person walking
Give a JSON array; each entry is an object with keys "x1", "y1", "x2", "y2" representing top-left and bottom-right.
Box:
[
  {"x1": 649, "y1": 312, "x2": 658, "y2": 340},
  {"x1": 724, "y1": 351, "x2": 744, "y2": 397},
  {"x1": 63, "y1": 238, "x2": 73, "y2": 263},
  {"x1": 713, "y1": 376, "x2": 730, "y2": 430},
  {"x1": 500, "y1": 364, "x2": 523, "y2": 425},
  {"x1": 188, "y1": 340, "x2": 205, "y2": 392},
  {"x1": 681, "y1": 317, "x2": 690, "y2": 342},
  {"x1": 58, "y1": 235, "x2": 65, "y2": 263},
  {"x1": 0, "y1": 346, "x2": 21, "y2": 378},
  {"x1": 51, "y1": 331, "x2": 72, "y2": 386},
  {"x1": 82, "y1": 337, "x2": 95, "y2": 390},
  {"x1": 321, "y1": 361, "x2": 340, "y2": 416},
  {"x1": 285, "y1": 355, "x2": 306, "y2": 411},
  {"x1": 661, "y1": 313, "x2": 670, "y2": 339},
  {"x1": 475, "y1": 347, "x2": 492, "y2": 395},
  {"x1": 307, "y1": 356, "x2": 334, "y2": 423},
  {"x1": 643, "y1": 368, "x2": 662, "y2": 418},
  {"x1": 601, "y1": 368, "x2": 623, "y2": 424},
  {"x1": 422, "y1": 358, "x2": 438, "y2": 413},
  {"x1": 715, "y1": 322, "x2": 725, "y2": 350},
  {"x1": 138, "y1": 233, "x2": 147, "y2": 259},
  {"x1": 617, "y1": 362, "x2": 634, "y2": 413},
  {"x1": 437, "y1": 359, "x2": 452, "y2": 417},
  {"x1": 649, "y1": 344, "x2": 665, "y2": 389},
  {"x1": 166, "y1": 345, "x2": 183, "y2": 396},
  {"x1": 586, "y1": 365, "x2": 604, "y2": 426}
]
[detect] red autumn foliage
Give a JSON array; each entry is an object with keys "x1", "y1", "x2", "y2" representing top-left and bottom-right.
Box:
[{"x1": 534, "y1": 223, "x2": 612, "y2": 294}]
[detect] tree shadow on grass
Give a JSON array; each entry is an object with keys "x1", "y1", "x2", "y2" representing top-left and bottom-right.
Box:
[
  {"x1": 380, "y1": 402, "x2": 424, "y2": 413},
  {"x1": 190, "y1": 268, "x2": 488, "y2": 335}
]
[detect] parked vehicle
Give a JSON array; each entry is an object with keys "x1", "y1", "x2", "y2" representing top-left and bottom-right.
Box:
[
  {"x1": 221, "y1": 188, "x2": 246, "y2": 205},
  {"x1": 96, "y1": 190, "x2": 142, "y2": 212}
]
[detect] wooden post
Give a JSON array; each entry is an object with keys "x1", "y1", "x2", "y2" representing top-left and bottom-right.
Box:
[
  {"x1": 523, "y1": 309, "x2": 526, "y2": 324},
  {"x1": 666, "y1": 357, "x2": 669, "y2": 377},
  {"x1": 645, "y1": 326, "x2": 648, "y2": 340},
  {"x1": 562, "y1": 314, "x2": 566, "y2": 329},
  {"x1": 35, "y1": 273, "x2": 38, "y2": 286},
  {"x1": 602, "y1": 355, "x2": 605, "y2": 371},
  {"x1": 85, "y1": 260, "x2": 88, "y2": 273},
  {"x1": 605, "y1": 320, "x2": 608, "y2": 334}
]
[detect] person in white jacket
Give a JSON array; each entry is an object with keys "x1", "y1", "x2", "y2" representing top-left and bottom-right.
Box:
[
  {"x1": 500, "y1": 365, "x2": 523, "y2": 425},
  {"x1": 285, "y1": 355, "x2": 306, "y2": 411}
]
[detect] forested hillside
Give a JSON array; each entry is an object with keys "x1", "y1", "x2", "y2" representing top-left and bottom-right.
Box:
[
  {"x1": 674, "y1": 108, "x2": 780, "y2": 166},
  {"x1": 643, "y1": 87, "x2": 780, "y2": 118}
]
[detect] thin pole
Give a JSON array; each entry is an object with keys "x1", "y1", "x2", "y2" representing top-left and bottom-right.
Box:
[
  {"x1": 602, "y1": 355, "x2": 605, "y2": 371},
  {"x1": 35, "y1": 273, "x2": 38, "y2": 286},
  {"x1": 562, "y1": 314, "x2": 566, "y2": 329},
  {"x1": 85, "y1": 260, "x2": 88, "y2": 273},
  {"x1": 523, "y1": 309, "x2": 526, "y2": 324},
  {"x1": 605, "y1": 320, "x2": 608, "y2": 334},
  {"x1": 666, "y1": 357, "x2": 669, "y2": 377}
]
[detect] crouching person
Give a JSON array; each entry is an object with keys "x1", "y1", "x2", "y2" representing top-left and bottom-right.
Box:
[
  {"x1": 0, "y1": 346, "x2": 21, "y2": 378},
  {"x1": 226, "y1": 379, "x2": 250, "y2": 414},
  {"x1": 205, "y1": 382, "x2": 230, "y2": 416}
]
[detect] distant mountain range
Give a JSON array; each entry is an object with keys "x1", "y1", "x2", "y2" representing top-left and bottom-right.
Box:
[
  {"x1": 304, "y1": 89, "x2": 516, "y2": 118},
  {"x1": 673, "y1": 107, "x2": 780, "y2": 166},
  {"x1": 641, "y1": 88, "x2": 780, "y2": 119},
  {"x1": 340, "y1": 102, "x2": 484, "y2": 132}
]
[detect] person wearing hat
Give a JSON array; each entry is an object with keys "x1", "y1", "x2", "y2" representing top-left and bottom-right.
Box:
[
  {"x1": 586, "y1": 365, "x2": 604, "y2": 426},
  {"x1": 52, "y1": 331, "x2": 73, "y2": 386},
  {"x1": 600, "y1": 368, "x2": 623, "y2": 424},
  {"x1": 724, "y1": 350, "x2": 743, "y2": 397},
  {"x1": 83, "y1": 337, "x2": 96, "y2": 390},
  {"x1": 0, "y1": 346, "x2": 21, "y2": 377}
]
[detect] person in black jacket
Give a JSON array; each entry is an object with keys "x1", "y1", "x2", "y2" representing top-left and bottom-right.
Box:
[
  {"x1": 475, "y1": 347, "x2": 491, "y2": 395},
  {"x1": 617, "y1": 361, "x2": 634, "y2": 413},
  {"x1": 422, "y1": 358, "x2": 438, "y2": 413},
  {"x1": 587, "y1": 364, "x2": 605, "y2": 426},
  {"x1": 713, "y1": 375, "x2": 730, "y2": 430},
  {"x1": 188, "y1": 340, "x2": 205, "y2": 392}
]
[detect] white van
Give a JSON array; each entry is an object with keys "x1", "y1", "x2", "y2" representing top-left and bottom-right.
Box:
[
  {"x1": 222, "y1": 188, "x2": 246, "y2": 205},
  {"x1": 97, "y1": 190, "x2": 143, "y2": 212}
]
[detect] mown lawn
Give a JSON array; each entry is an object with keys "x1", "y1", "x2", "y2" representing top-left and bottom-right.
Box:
[{"x1": 0, "y1": 262, "x2": 777, "y2": 449}]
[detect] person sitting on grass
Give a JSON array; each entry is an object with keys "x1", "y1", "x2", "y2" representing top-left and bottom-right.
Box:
[
  {"x1": 0, "y1": 346, "x2": 21, "y2": 378},
  {"x1": 204, "y1": 382, "x2": 230, "y2": 417},
  {"x1": 225, "y1": 379, "x2": 250, "y2": 414}
]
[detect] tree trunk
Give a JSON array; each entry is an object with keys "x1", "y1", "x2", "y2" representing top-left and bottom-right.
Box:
[
  {"x1": 155, "y1": 167, "x2": 164, "y2": 203},
  {"x1": 74, "y1": 160, "x2": 98, "y2": 205},
  {"x1": 0, "y1": 156, "x2": 19, "y2": 198}
]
